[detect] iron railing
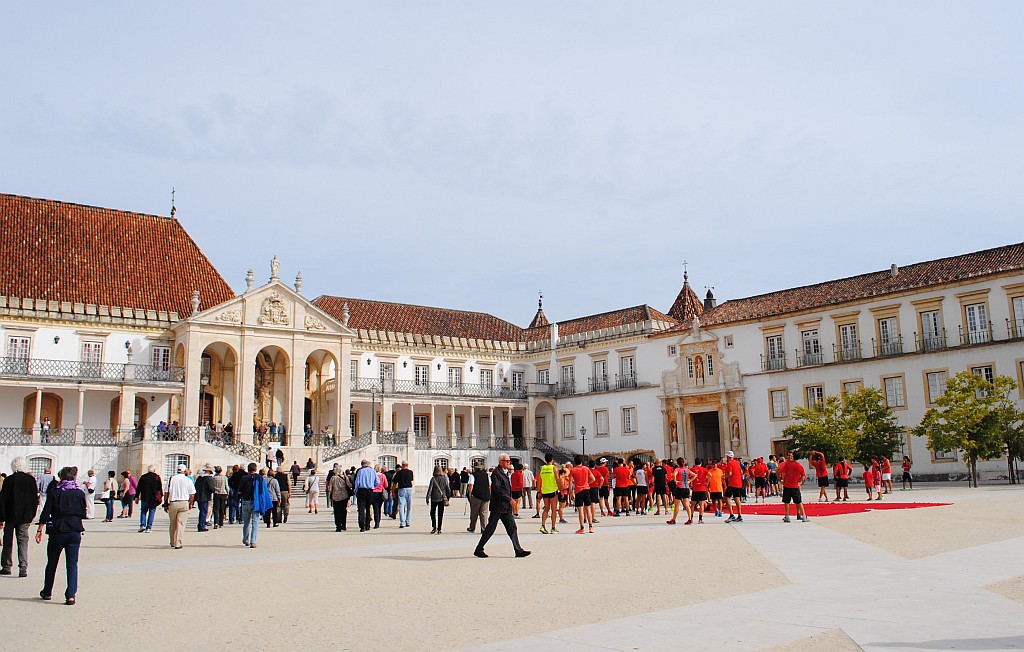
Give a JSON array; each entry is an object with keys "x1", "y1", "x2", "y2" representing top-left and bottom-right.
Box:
[
  {"x1": 960, "y1": 322, "x2": 993, "y2": 346},
  {"x1": 616, "y1": 373, "x2": 638, "y2": 390},
  {"x1": 796, "y1": 350, "x2": 824, "y2": 367},
  {"x1": 589, "y1": 376, "x2": 610, "y2": 392},
  {"x1": 556, "y1": 381, "x2": 576, "y2": 397},
  {"x1": 0, "y1": 427, "x2": 32, "y2": 445},
  {"x1": 216, "y1": 438, "x2": 261, "y2": 460},
  {"x1": 204, "y1": 429, "x2": 238, "y2": 446},
  {"x1": 760, "y1": 354, "x2": 787, "y2": 372},
  {"x1": 377, "y1": 430, "x2": 408, "y2": 445},
  {"x1": 916, "y1": 331, "x2": 948, "y2": 352},
  {"x1": 489, "y1": 436, "x2": 514, "y2": 450},
  {"x1": 533, "y1": 440, "x2": 574, "y2": 464},
  {"x1": 1008, "y1": 319, "x2": 1024, "y2": 340},
  {"x1": 322, "y1": 432, "x2": 373, "y2": 461},
  {"x1": 151, "y1": 425, "x2": 200, "y2": 442},
  {"x1": 82, "y1": 428, "x2": 119, "y2": 446},
  {"x1": 350, "y1": 377, "x2": 528, "y2": 400},
  {"x1": 0, "y1": 357, "x2": 184, "y2": 383},
  {"x1": 40, "y1": 428, "x2": 75, "y2": 445},
  {"x1": 873, "y1": 337, "x2": 904, "y2": 357}
]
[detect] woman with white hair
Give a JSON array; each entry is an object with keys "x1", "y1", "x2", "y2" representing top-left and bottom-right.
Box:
[
  {"x1": 35, "y1": 466, "x2": 87, "y2": 605},
  {"x1": 303, "y1": 468, "x2": 320, "y2": 514}
]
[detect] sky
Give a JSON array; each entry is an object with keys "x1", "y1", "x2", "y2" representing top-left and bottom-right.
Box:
[{"x1": 2, "y1": 2, "x2": 1022, "y2": 326}]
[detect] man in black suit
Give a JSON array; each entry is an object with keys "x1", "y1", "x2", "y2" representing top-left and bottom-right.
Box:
[{"x1": 474, "y1": 454, "x2": 530, "y2": 559}]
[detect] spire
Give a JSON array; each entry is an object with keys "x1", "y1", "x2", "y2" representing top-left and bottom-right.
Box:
[
  {"x1": 667, "y1": 263, "x2": 704, "y2": 323},
  {"x1": 528, "y1": 291, "x2": 549, "y2": 329},
  {"x1": 170, "y1": 187, "x2": 176, "y2": 219}
]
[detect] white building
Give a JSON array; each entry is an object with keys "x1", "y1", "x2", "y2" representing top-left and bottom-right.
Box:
[{"x1": 1, "y1": 193, "x2": 1021, "y2": 483}]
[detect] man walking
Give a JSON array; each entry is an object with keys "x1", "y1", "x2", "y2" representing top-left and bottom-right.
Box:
[
  {"x1": 82, "y1": 469, "x2": 97, "y2": 520},
  {"x1": 394, "y1": 462, "x2": 414, "y2": 528},
  {"x1": 520, "y1": 464, "x2": 534, "y2": 512},
  {"x1": 211, "y1": 466, "x2": 229, "y2": 528},
  {"x1": 194, "y1": 465, "x2": 215, "y2": 532},
  {"x1": 327, "y1": 467, "x2": 353, "y2": 532},
  {"x1": 466, "y1": 462, "x2": 490, "y2": 533},
  {"x1": 274, "y1": 466, "x2": 291, "y2": 524},
  {"x1": 353, "y1": 459, "x2": 377, "y2": 532},
  {"x1": 163, "y1": 464, "x2": 196, "y2": 549},
  {"x1": 239, "y1": 462, "x2": 261, "y2": 547},
  {"x1": 473, "y1": 455, "x2": 531, "y2": 559},
  {"x1": 723, "y1": 451, "x2": 745, "y2": 523},
  {"x1": 0, "y1": 457, "x2": 39, "y2": 577},
  {"x1": 779, "y1": 452, "x2": 809, "y2": 523},
  {"x1": 36, "y1": 466, "x2": 54, "y2": 499},
  {"x1": 136, "y1": 465, "x2": 163, "y2": 533}
]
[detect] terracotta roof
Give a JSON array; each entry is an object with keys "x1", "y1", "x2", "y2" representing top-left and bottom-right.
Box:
[
  {"x1": 557, "y1": 305, "x2": 677, "y2": 337},
  {"x1": 703, "y1": 242, "x2": 1024, "y2": 325},
  {"x1": 667, "y1": 279, "x2": 704, "y2": 323},
  {"x1": 528, "y1": 308, "x2": 549, "y2": 329},
  {"x1": 0, "y1": 193, "x2": 235, "y2": 317},
  {"x1": 314, "y1": 295, "x2": 526, "y2": 342}
]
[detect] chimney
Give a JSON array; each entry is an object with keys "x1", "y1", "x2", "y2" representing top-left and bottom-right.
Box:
[
  {"x1": 890, "y1": 264, "x2": 899, "y2": 278},
  {"x1": 704, "y1": 288, "x2": 717, "y2": 311}
]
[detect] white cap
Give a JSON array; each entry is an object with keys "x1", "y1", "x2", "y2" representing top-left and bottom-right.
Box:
[
  {"x1": 599, "y1": 458, "x2": 608, "y2": 463},
  {"x1": 177, "y1": 464, "x2": 187, "y2": 472},
  {"x1": 726, "y1": 451, "x2": 735, "y2": 457}
]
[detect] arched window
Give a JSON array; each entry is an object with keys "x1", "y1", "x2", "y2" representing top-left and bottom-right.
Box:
[
  {"x1": 433, "y1": 457, "x2": 449, "y2": 472},
  {"x1": 164, "y1": 454, "x2": 190, "y2": 481},
  {"x1": 470, "y1": 456, "x2": 486, "y2": 469},
  {"x1": 28, "y1": 456, "x2": 53, "y2": 479},
  {"x1": 378, "y1": 455, "x2": 398, "y2": 471}
]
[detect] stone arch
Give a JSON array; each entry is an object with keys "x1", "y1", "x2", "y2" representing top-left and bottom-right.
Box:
[
  {"x1": 304, "y1": 348, "x2": 339, "y2": 434},
  {"x1": 533, "y1": 399, "x2": 557, "y2": 444},
  {"x1": 200, "y1": 341, "x2": 239, "y2": 427},
  {"x1": 253, "y1": 345, "x2": 290, "y2": 431},
  {"x1": 22, "y1": 392, "x2": 63, "y2": 431},
  {"x1": 109, "y1": 396, "x2": 149, "y2": 432}
]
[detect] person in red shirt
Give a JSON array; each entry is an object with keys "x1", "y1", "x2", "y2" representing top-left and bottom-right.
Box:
[
  {"x1": 778, "y1": 452, "x2": 808, "y2": 523},
  {"x1": 689, "y1": 459, "x2": 710, "y2": 524},
  {"x1": 723, "y1": 451, "x2": 745, "y2": 523},
  {"x1": 901, "y1": 456, "x2": 913, "y2": 491},
  {"x1": 612, "y1": 460, "x2": 632, "y2": 516},
  {"x1": 510, "y1": 464, "x2": 524, "y2": 517},
  {"x1": 870, "y1": 459, "x2": 883, "y2": 501},
  {"x1": 880, "y1": 457, "x2": 893, "y2": 494},
  {"x1": 863, "y1": 465, "x2": 876, "y2": 500},
  {"x1": 594, "y1": 459, "x2": 612, "y2": 516},
  {"x1": 833, "y1": 456, "x2": 852, "y2": 502},
  {"x1": 809, "y1": 450, "x2": 829, "y2": 502},
  {"x1": 751, "y1": 458, "x2": 769, "y2": 503},
  {"x1": 569, "y1": 462, "x2": 596, "y2": 534}
]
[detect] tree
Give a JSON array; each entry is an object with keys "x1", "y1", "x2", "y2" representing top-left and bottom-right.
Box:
[
  {"x1": 782, "y1": 395, "x2": 857, "y2": 462},
  {"x1": 913, "y1": 372, "x2": 1024, "y2": 487},
  {"x1": 846, "y1": 387, "x2": 905, "y2": 466}
]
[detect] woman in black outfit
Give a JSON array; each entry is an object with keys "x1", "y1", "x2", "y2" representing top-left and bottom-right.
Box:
[
  {"x1": 426, "y1": 466, "x2": 451, "y2": 534},
  {"x1": 35, "y1": 466, "x2": 87, "y2": 605}
]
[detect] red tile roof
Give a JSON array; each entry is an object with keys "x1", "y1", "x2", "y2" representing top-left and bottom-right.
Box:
[
  {"x1": 0, "y1": 193, "x2": 235, "y2": 317},
  {"x1": 703, "y1": 242, "x2": 1024, "y2": 325},
  {"x1": 667, "y1": 280, "x2": 704, "y2": 323},
  {"x1": 556, "y1": 305, "x2": 677, "y2": 337},
  {"x1": 314, "y1": 295, "x2": 526, "y2": 342},
  {"x1": 528, "y1": 307, "x2": 550, "y2": 329}
]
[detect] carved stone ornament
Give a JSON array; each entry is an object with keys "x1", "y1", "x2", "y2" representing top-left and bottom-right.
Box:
[
  {"x1": 258, "y1": 291, "x2": 289, "y2": 326},
  {"x1": 304, "y1": 315, "x2": 327, "y2": 331},
  {"x1": 216, "y1": 308, "x2": 242, "y2": 323}
]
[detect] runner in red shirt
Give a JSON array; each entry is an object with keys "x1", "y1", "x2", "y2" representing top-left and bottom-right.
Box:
[
  {"x1": 832, "y1": 456, "x2": 852, "y2": 502},
  {"x1": 723, "y1": 451, "x2": 745, "y2": 523},
  {"x1": 612, "y1": 460, "x2": 632, "y2": 516},
  {"x1": 689, "y1": 459, "x2": 710, "y2": 524},
  {"x1": 569, "y1": 462, "x2": 596, "y2": 534},
  {"x1": 809, "y1": 450, "x2": 829, "y2": 502},
  {"x1": 751, "y1": 458, "x2": 769, "y2": 503},
  {"x1": 594, "y1": 459, "x2": 612, "y2": 516},
  {"x1": 778, "y1": 452, "x2": 808, "y2": 523},
  {"x1": 880, "y1": 457, "x2": 893, "y2": 494},
  {"x1": 870, "y1": 459, "x2": 883, "y2": 501},
  {"x1": 901, "y1": 456, "x2": 913, "y2": 491},
  {"x1": 863, "y1": 465, "x2": 875, "y2": 500}
]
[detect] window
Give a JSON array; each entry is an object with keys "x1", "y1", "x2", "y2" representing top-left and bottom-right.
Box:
[
  {"x1": 971, "y1": 365, "x2": 994, "y2": 383},
  {"x1": 883, "y1": 375, "x2": 906, "y2": 408},
  {"x1": 705, "y1": 354, "x2": 714, "y2": 377},
  {"x1": 151, "y1": 346, "x2": 171, "y2": 370},
  {"x1": 349, "y1": 360, "x2": 358, "y2": 382},
  {"x1": 595, "y1": 410, "x2": 609, "y2": 437},
  {"x1": 805, "y1": 385, "x2": 824, "y2": 408},
  {"x1": 82, "y1": 341, "x2": 103, "y2": 376},
  {"x1": 667, "y1": 345, "x2": 677, "y2": 356},
  {"x1": 964, "y1": 303, "x2": 990, "y2": 344},
  {"x1": 562, "y1": 413, "x2": 575, "y2": 439},
  {"x1": 413, "y1": 415, "x2": 429, "y2": 437},
  {"x1": 480, "y1": 369, "x2": 493, "y2": 387},
  {"x1": 434, "y1": 457, "x2": 449, "y2": 471},
  {"x1": 28, "y1": 456, "x2": 51, "y2": 478},
  {"x1": 622, "y1": 407, "x2": 637, "y2": 434},
  {"x1": 838, "y1": 323, "x2": 859, "y2": 361},
  {"x1": 414, "y1": 364, "x2": 429, "y2": 386},
  {"x1": 1012, "y1": 296, "x2": 1024, "y2": 338},
  {"x1": 449, "y1": 415, "x2": 463, "y2": 437},
  {"x1": 537, "y1": 368, "x2": 549, "y2": 384},
  {"x1": 560, "y1": 365, "x2": 575, "y2": 394},
  {"x1": 926, "y1": 371, "x2": 947, "y2": 403},
  {"x1": 933, "y1": 448, "x2": 957, "y2": 461},
  {"x1": 5, "y1": 336, "x2": 30, "y2": 373},
  {"x1": 920, "y1": 310, "x2": 943, "y2": 350},
  {"x1": 686, "y1": 357, "x2": 694, "y2": 379},
  {"x1": 448, "y1": 366, "x2": 462, "y2": 387},
  {"x1": 724, "y1": 335, "x2": 734, "y2": 349},
  {"x1": 801, "y1": 329, "x2": 822, "y2": 365},
  {"x1": 765, "y1": 335, "x2": 785, "y2": 370},
  {"x1": 842, "y1": 380, "x2": 862, "y2": 394},
  {"x1": 349, "y1": 412, "x2": 358, "y2": 436},
  {"x1": 592, "y1": 359, "x2": 608, "y2": 391},
  {"x1": 620, "y1": 355, "x2": 635, "y2": 379},
  {"x1": 877, "y1": 317, "x2": 900, "y2": 355},
  {"x1": 770, "y1": 389, "x2": 789, "y2": 419},
  {"x1": 534, "y1": 416, "x2": 546, "y2": 441},
  {"x1": 377, "y1": 456, "x2": 397, "y2": 471},
  {"x1": 164, "y1": 454, "x2": 190, "y2": 481},
  {"x1": 479, "y1": 416, "x2": 491, "y2": 436},
  {"x1": 379, "y1": 362, "x2": 395, "y2": 381},
  {"x1": 511, "y1": 370, "x2": 524, "y2": 391}
]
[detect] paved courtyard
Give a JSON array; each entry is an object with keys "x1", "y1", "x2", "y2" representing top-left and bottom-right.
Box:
[{"x1": 2, "y1": 484, "x2": 1023, "y2": 651}]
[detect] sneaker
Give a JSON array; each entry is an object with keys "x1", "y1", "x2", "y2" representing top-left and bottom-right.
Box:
[
  {"x1": 697, "y1": 518, "x2": 704, "y2": 524},
  {"x1": 666, "y1": 519, "x2": 676, "y2": 525},
  {"x1": 576, "y1": 528, "x2": 585, "y2": 534},
  {"x1": 531, "y1": 514, "x2": 540, "y2": 519},
  {"x1": 558, "y1": 519, "x2": 567, "y2": 524},
  {"x1": 734, "y1": 517, "x2": 743, "y2": 523},
  {"x1": 138, "y1": 528, "x2": 146, "y2": 533},
  {"x1": 724, "y1": 515, "x2": 736, "y2": 523},
  {"x1": 715, "y1": 510, "x2": 722, "y2": 517},
  {"x1": 550, "y1": 527, "x2": 559, "y2": 534},
  {"x1": 145, "y1": 529, "x2": 151, "y2": 533},
  {"x1": 796, "y1": 515, "x2": 804, "y2": 521},
  {"x1": 782, "y1": 516, "x2": 791, "y2": 523},
  {"x1": 539, "y1": 526, "x2": 549, "y2": 534},
  {"x1": 684, "y1": 519, "x2": 692, "y2": 525},
  {"x1": 0, "y1": 569, "x2": 10, "y2": 575},
  {"x1": 588, "y1": 527, "x2": 594, "y2": 533},
  {"x1": 515, "y1": 549, "x2": 532, "y2": 558},
  {"x1": 18, "y1": 570, "x2": 27, "y2": 578},
  {"x1": 474, "y1": 550, "x2": 488, "y2": 558},
  {"x1": 802, "y1": 516, "x2": 810, "y2": 522}
]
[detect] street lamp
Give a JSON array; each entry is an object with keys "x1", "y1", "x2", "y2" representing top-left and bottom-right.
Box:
[{"x1": 580, "y1": 426, "x2": 587, "y2": 461}]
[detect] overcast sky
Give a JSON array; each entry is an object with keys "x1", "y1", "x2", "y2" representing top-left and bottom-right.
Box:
[{"x1": 2, "y1": 3, "x2": 1022, "y2": 326}]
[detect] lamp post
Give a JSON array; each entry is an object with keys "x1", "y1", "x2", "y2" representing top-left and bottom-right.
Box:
[{"x1": 580, "y1": 426, "x2": 587, "y2": 461}]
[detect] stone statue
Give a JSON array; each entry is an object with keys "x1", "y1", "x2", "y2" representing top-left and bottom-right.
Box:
[
  {"x1": 246, "y1": 268, "x2": 255, "y2": 292},
  {"x1": 270, "y1": 255, "x2": 281, "y2": 281}
]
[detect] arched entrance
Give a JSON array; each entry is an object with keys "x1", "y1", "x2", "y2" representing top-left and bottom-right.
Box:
[
  {"x1": 22, "y1": 392, "x2": 63, "y2": 430},
  {"x1": 304, "y1": 349, "x2": 338, "y2": 434},
  {"x1": 254, "y1": 346, "x2": 290, "y2": 432},
  {"x1": 109, "y1": 396, "x2": 149, "y2": 432},
  {"x1": 200, "y1": 342, "x2": 239, "y2": 427}
]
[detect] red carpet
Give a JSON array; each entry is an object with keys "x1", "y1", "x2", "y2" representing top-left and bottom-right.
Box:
[{"x1": 729, "y1": 501, "x2": 951, "y2": 517}]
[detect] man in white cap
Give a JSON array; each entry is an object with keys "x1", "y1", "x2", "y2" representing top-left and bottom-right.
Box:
[
  {"x1": 163, "y1": 464, "x2": 196, "y2": 549},
  {"x1": 723, "y1": 451, "x2": 745, "y2": 524}
]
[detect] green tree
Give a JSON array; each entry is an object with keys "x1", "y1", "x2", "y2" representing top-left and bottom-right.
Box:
[
  {"x1": 782, "y1": 394, "x2": 857, "y2": 462},
  {"x1": 913, "y1": 372, "x2": 1023, "y2": 487},
  {"x1": 846, "y1": 387, "x2": 905, "y2": 465}
]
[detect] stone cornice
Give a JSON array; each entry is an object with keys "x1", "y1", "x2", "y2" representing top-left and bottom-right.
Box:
[{"x1": 0, "y1": 295, "x2": 179, "y2": 329}]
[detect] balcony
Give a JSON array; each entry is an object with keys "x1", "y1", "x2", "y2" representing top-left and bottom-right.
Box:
[
  {"x1": 0, "y1": 357, "x2": 185, "y2": 384},
  {"x1": 615, "y1": 373, "x2": 638, "y2": 390},
  {"x1": 556, "y1": 380, "x2": 576, "y2": 397},
  {"x1": 835, "y1": 342, "x2": 862, "y2": 362},
  {"x1": 915, "y1": 330, "x2": 948, "y2": 352},
  {"x1": 872, "y1": 336, "x2": 904, "y2": 357},
  {"x1": 351, "y1": 377, "x2": 527, "y2": 400},
  {"x1": 960, "y1": 322, "x2": 993, "y2": 346},
  {"x1": 796, "y1": 350, "x2": 824, "y2": 367},
  {"x1": 1009, "y1": 319, "x2": 1024, "y2": 340},
  {"x1": 761, "y1": 354, "x2": 787, "y2": 372},
  {"x1": 589, "y1": 376, "x2": 610, "y2": 392}
]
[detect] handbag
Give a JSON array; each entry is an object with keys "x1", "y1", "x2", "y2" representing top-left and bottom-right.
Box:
[{"x1": 430, "y1": 477, "x2": 449, "y2": 506}]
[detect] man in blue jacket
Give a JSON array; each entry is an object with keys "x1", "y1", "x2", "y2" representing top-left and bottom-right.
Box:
[{"x1": 353, "y1": 459, "x2": 377, "y2": 532}]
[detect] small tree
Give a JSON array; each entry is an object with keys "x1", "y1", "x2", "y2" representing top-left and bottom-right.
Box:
[
  {"x1": 846, "y1": 386, "x2": 904, "y2": 465},
  {"x1": 914, "y1": 372, "x2": 1023, "y2": 487},
  {"x1": 783, "y1": 395, "x2": 857, "y2": 463}
]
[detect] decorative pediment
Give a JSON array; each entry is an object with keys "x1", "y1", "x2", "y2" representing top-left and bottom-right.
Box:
[{"x1": 258, "y1": 291, "x2": 290, "y2": 326}]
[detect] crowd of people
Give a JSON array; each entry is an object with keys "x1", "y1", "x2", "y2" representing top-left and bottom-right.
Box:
[{"x1": 0, "y1": 448, "x2": 916, "y2": 604}]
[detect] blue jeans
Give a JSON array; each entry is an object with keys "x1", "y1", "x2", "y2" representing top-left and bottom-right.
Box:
[
  {"x1": 139, "y1": 501, "x2": 157, "y2": 530},
  {"x1": 42, "y1": 531, "x2": 81, "y2": 600},
  {"x1": 398, "y1": 487, "x2": 413, "y2": 526},
  {"x1": 241, "y1": 500, "x2": 259, "y2": 545},
  {"x1": 105, "y1": 498, "x2": 115, "y2": 521},
  {"x1": 383, "y1": 495, "x2": 394, "y2": 517},
  {"x1": 197, "y1": 501, "x2": 210, "y2": 531},
  {"x1": 229, "y1": 493, "x2": 240, "y2": 523}
]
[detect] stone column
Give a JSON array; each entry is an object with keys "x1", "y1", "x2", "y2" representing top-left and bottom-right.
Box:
[
  {"x1": 429, "y1": 403, "x2": 436, "y2": 448},
  {"x1": 75, "y1": 388, "x2": 86, "y2": 442},
  {"x1": 181, "y1": 332, "x2": 203, "y2": 429},
  {"x1": 736, "y1": 395, "x2": 749, "y2": 457},
  {"x1": 719, "y1": 396, "x2": 730, "y2": 456},
  {"x1": 488, "y1": 406, "x2": 495, "y2": 447},
  {"x1": 674, "y1": 399, "x2": 686, "y2": 460},
  {"x1": 450, "y1": 404, "x2": 456, "y2": 445},
  {"x1": 526, "y1": 402, "x2": 535, "y2": 448},
  {"x1": 119, "y1": 387, "x2": 137, "y2": 434},
  {"x1": 338, "y1": 340, "x2": 351, "y2": 439},
  {"x1": 469, "y1": 405, "x2": 477, "y2": 447},
  {"x1": 289, "y1": 348, "x2": 306, "y2": 444},
  {"x1": 238, "y1": 348, "x2": 257, "y2": 445},
  {"x1": 32, "y1": 387, "x2": 43, "y2": 442}
]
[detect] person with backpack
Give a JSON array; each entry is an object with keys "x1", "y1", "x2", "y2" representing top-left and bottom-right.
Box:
[
  {"x1": 466, "y1": 463, "x2": 490, "y2": 533},
  {"x1": 239, "y1": 463, "x2": 266, "y2": 548}
]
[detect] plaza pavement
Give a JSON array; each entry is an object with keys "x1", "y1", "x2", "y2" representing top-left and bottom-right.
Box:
[{"x1": 1, "y1": 484, "x2": 1021, "y2": 651}]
